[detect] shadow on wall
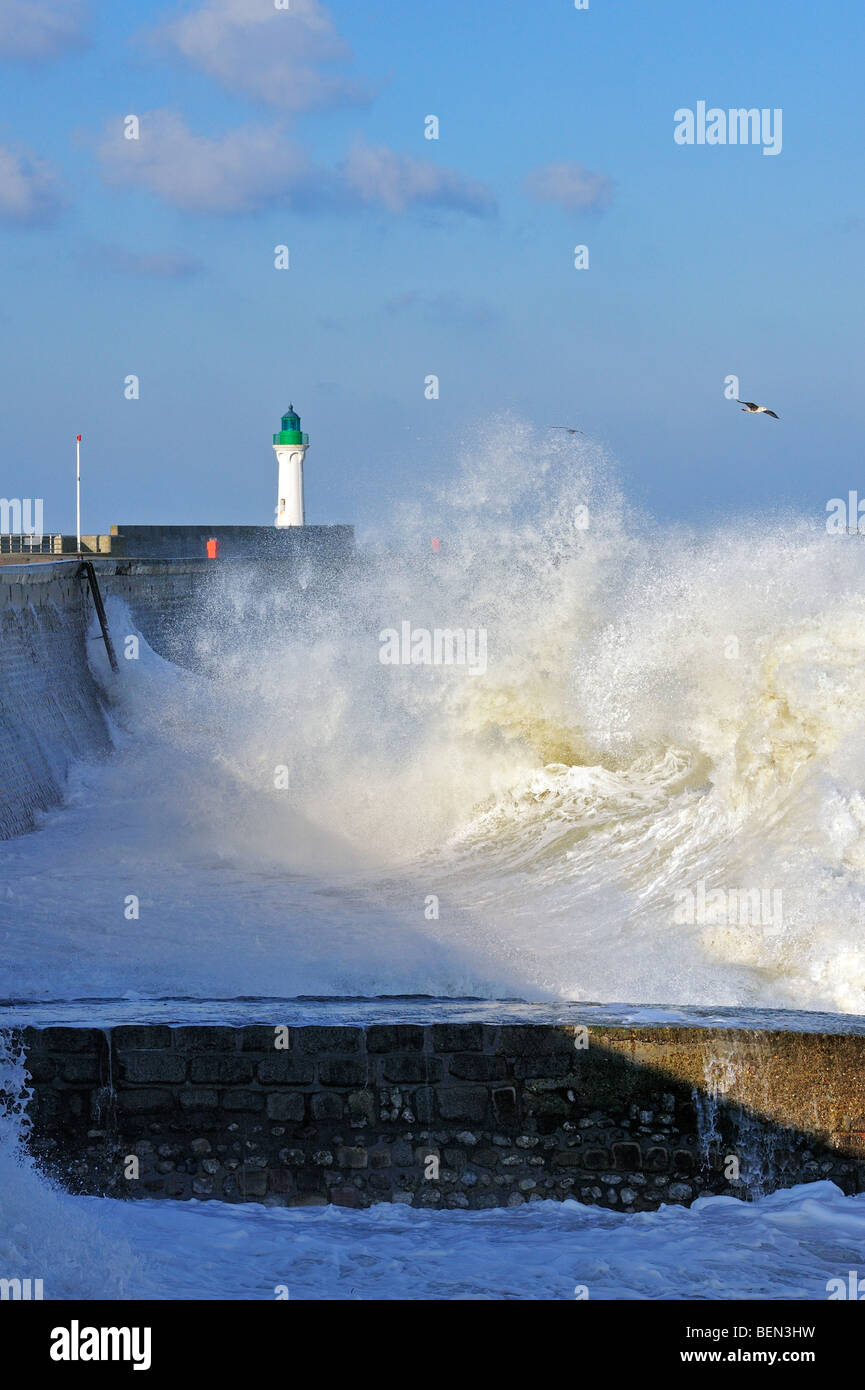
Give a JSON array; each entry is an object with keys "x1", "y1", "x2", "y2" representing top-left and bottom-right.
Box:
[{"x1": 13, "y1": 1024, "x2": 865, "y2": 1212}]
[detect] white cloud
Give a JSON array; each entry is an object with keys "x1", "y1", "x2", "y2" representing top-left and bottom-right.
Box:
[
  {"x1": 151, "y1": 0, "x2": 367, "y2": 111},
  {"x1": 0, "y1": 0, "x2": 89, "y2": 60},
  {"x1": 524, "y1": 161, "x2": 615, "y2": 212},
  {"x1": 97, "y1": 112, "x2": 496, "y2": 220},
  {"x1": 97, "y1": 110, "x2": 320, "y2": 215},
  {"x1": 341, "y1": 142, "x2": 496, "y2": 218},
  {"x1": 0, "y1": 144, "x2": 63, "y2": 224}
]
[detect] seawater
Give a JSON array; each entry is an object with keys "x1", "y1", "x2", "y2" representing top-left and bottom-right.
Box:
[{"x1": 3, "y1": 418, "x2": 865, "y2": 1298}]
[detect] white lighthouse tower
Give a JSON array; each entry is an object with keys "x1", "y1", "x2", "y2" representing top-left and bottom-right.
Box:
[{"x1": 273, "y1": 403, "x2": 309, "y2": 527}]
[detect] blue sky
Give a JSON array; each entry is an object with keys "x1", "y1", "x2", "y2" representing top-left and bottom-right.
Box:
[{"x1": 0, "y1": 0, "x2": 862, "y2": 534}]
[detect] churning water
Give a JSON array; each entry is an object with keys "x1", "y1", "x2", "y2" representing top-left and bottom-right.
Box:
[
  {"x1": 2, "y1": 417, "x2": 865, "y2": 1014},
  {"x1": 3, "y1": 418, "x2": 865, "y2": 1300}
]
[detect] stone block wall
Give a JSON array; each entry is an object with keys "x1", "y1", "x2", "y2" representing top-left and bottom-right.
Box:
[
  {"x1": 13, "y1": 1024, "x2": 865, "y2": 1212},
  {"x1": 0, "y1": 558, "x2": 236, "y2": 838},
  {"x1": 0, "y1": 560, "x2": 212, "y2": 837},
  {"x1": 0, "y1": 566, "x2": 110, "y2": 838},
  {"x1": 0, "y1": 550, "x2": 357, "y2": 839},
  {"x1": 98, "y1": 560, "x2": 212, "y2": 666}
]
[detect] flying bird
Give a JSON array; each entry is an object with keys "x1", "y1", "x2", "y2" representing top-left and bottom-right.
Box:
[
  {"x1": 737, "y1": 400, "x2": 780, "y2": 419},
  {"x1": 549, "y1": 425, "x2": 586, "y2": 435}
]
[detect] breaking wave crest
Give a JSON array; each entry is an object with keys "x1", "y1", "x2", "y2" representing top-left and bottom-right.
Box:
[{"x1": 6, "y1": 414, "x2": 865, "y2": 1012}]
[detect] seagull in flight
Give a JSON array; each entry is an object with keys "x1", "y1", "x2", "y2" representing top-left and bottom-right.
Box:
[
  {"x1": 737, "y1": 400, "x2": 780, "y2": 419},
  {"x1": 549, "y1": 425, "x2": 586, "y2": 435}
]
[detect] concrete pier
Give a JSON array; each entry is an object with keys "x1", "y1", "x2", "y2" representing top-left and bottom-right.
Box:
[{"x1": 0, "y1": 553, "x2": 355, "y2": 835}]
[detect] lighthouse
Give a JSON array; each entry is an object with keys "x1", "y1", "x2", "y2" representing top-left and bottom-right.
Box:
[{"x1": 273, "y1": 403, "x2": 309, "y2": 527}]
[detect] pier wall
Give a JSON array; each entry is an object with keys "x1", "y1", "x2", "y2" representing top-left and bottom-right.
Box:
[
  {"x1": 0, "y1": 561, "x2": 206, "y2": 837},
  {"x1": 13, "y1": 1024, "x2": 865, "y2": 1211},
  {"x1": 0, "y1": 548, "x2": 349, "y2": 837},
  {"x1": 111, "y1": 523, "x2": 355, "y2": 564},
  {"x1": 0, "y1": 566, "x2": 110, "y2": 838},
  {"x1": 99, "y1": 560, "x2": 212, "y2": 665}
]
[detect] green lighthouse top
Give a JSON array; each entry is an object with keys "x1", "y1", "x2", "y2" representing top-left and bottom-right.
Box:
[{"x1": 273, "y1": 402, "x2": 309, "y2": 446}]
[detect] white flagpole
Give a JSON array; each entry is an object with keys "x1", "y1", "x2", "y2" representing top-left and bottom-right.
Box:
[{"x1": 76, "y1": 434, "x2": 81, "y2": 553}]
